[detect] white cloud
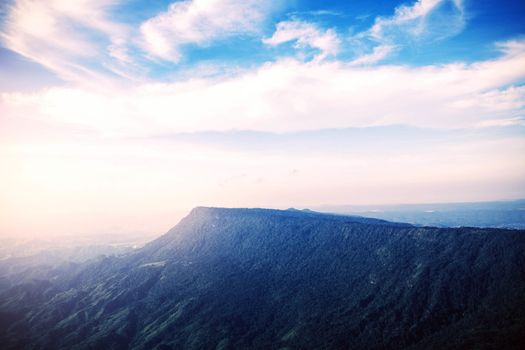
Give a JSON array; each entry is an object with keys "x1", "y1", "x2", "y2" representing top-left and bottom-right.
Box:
[
  {"x1": 2, "y1": 39, "x2": 525, "y2": 135},
  {"x1": 349, "y1": 44, "x2": 396, "y2": 66},
  {"x1": 453, "y1": 85, "x2": 525, "y2": 112},
  {"x1": 349, "y1": 0, "x2": 465, "y2": 65},
  {"x1": 263, "y1": 20, "x2": 341, "y2": 61},
  {"x1": 0, "y1": 0, "x2": 470, "y2": 83},
  {"x1": 370, "y1": 0, "x2": 465, "y2": 42},
  {"x1": 139, "y1": 0, "x2": 279, "y2": 62},
  {"x1": 0, "y1": 0, "x2": 133, "y2": 85},
  {"x1": 477, "y1": 117, "x2": 525, "y2": 128}
]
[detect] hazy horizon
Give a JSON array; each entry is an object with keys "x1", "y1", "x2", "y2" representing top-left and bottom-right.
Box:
[{"x1": 1, "y1": 0, "x2": 525, "y2": 238}]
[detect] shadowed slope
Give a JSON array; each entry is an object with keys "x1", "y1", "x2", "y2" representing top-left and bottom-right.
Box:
[{"x1": 1, "y1": 207, "x2": 524, "y2": 349}]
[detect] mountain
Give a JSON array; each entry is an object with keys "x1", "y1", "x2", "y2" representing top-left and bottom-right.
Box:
[{"x1": 1, "y1": 207, "x2": 525, "y2": 349}]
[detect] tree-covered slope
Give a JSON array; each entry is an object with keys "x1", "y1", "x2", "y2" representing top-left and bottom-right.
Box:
[{"x1": 1, "y1": 207, "x2": 524, "y2": 349}]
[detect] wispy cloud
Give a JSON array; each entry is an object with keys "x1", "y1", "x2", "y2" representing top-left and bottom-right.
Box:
[
  {"x1": 349, "y1": 44, "x2": 396, "y2": 65},
  {"x1": 139, "y1": 0, "x2": 279, "y2": 62},
  {"x1": 288, "y1": 10, "x2": 343, "y2": 17},
  {"x1": 0, "y1": 0, "x2": 521, "y2": 131},
  {"x1": 369, "y1": 0, "x2": 465, "y2": 42},
  {"x1": 0, "y1": 0, "x2": 472, "y2": 84},
  {"x1": 0, "y1": 0, "x2": 282, "y2": 83},
  {"x1": 0, "y1": 0, "x2": 134, "y2": 85},
  {"x1": 350, "y1": 0, "x2": 465, "y2": 65},
  {"x1": 263, "y1": 20, "x2": 341, "y2": 61},
  {"x1": 477, "y1": 117, "x2": 525, "y2": 128},
  {"x1": 3, "y1": 39, "x2": 524, "y2": 135}
]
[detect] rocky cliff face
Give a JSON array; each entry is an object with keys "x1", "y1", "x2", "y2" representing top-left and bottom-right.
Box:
[{"x1": 1, "y1": 207, "x2": 524, "y2": 349}]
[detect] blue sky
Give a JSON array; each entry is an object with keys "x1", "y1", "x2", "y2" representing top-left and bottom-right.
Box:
[
  {"x1": 0, "y1": 0, "x2": 524, "y2": 237},
  {"x1": 1, "y1": 0, "x2": 525, "y2": 85}
]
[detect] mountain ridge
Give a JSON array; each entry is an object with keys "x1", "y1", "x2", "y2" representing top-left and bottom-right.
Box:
[{"x1": 1, "y1": 207, "x2": 524, "y2": 349}]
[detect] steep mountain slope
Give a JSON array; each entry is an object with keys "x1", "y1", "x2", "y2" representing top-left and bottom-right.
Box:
[{"x1": 1, "y1": 207, "x2": 525, "y2": 349}]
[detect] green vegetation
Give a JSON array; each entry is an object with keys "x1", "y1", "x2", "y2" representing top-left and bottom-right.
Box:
[{"x1": 1, "y1": 207, "x2": 524, "y2": 349}]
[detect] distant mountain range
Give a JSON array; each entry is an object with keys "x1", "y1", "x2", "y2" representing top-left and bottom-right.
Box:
[
  {"x1": 1, "y1": 207, "x2": 524, "y2": 349},
  {"x1": 317, "y1": 199, "x2": 525, "y2": 229}
]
